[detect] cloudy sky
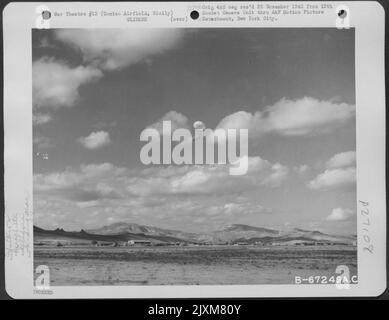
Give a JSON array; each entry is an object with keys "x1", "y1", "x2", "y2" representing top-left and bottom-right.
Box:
[{"x1": 32, "y1": 28, "x2": 356, "y2": 234}]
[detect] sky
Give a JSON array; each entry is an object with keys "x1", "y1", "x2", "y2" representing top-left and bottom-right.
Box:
[{"x1": 32, "y1": 28, "x2": 356, "y2": 234}]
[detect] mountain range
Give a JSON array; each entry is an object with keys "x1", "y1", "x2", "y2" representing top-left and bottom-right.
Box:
[{"x1": 34, "y1": 222, "x2": 356, "y2": 246}]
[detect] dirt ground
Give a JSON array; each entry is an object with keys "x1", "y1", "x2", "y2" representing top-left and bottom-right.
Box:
[{"x1": 34, "y1": 245, "x2": 357, "y2": 286}]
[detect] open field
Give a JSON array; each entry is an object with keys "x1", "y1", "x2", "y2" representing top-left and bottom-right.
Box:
[{"x1": 34, "y1": 245, "x2": 357, "y2": 285}]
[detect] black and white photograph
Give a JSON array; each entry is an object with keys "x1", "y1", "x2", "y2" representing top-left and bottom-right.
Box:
[{"x1": 32, "y1": 27, "x2": 358, "y2": 286}]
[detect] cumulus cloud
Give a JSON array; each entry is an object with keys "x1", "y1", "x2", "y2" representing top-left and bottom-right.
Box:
[
  {"x1": 139, "y1": 98, "x2": 354, "y2": 150},
  {"x1": 309, "y1": 151, "x2": 356, "y2": 190},
  {"x1": 217, "y1": 111, "x2": 254, "y2": 131},
  {"x1": 35, "y1": 155, "x2": 288, "y2": 204},
  {"x1": 54, "y1": 29, "x2": 184, "y2": 71},
  {"x1": 215, "y1": 97, "x2": 355, "y2": 137},
  {"x1": 33, "y1": 113, "x2": 52, "y2": 125},
  {"x1": 76, "y1": 200, "x2": 100, "y2": 208},
  {"x1": 294, "y1": 164, "x2": 309, "y2": 175},
  {"x1": 33, "y1": 57, "x2": 102, "y2": 109},
  {"x1": 34, "y1": 163, "x2": 126, "y2": 205},
  {"x1": 326, "y1": 151, "x2": 356, "y2": 169},
  {"x1": 260, "y1": 97, "x2": 355, "y2": 135},
  {"x1": 34, "y1": 135, "x2": 55, "y2": 149},
  {"x1": 327, "y1": 207, "x2": 355, "y2": 221},
  {"x1": 308, "y1": 167, "x2": 356, "y2": 190},
  {"x1": 78, "y1": 131, "x2": 111, "y2": 149},
  {"x1": 34, "y1": 159, "x2": 284, "y2": 230},
  {"x1": 127, "y1": 156, "x2": 288, "y2": 196},
  {"x1": 32, "y1": 30, "x2": 183, "y2": 127}
]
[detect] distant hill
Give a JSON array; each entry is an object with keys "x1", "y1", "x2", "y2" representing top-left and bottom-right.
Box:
[
  {"x1": 34, "y1": 222, "x2": 355, "y2": 246},
  {"x1": 86, "y1": 222, "x2": 201, "y2": 242},
  {"x1": 206, "y1": 224, "x2": 279, "y2": 243},
  {"x1": 87, "y1": 222, "x2": 152, "y2": 235},
  {"x1": 34, "y1": 225, "x2": 188, "y2": 245},
  {"x1": 222, "y1": 224, "x2": 279, "y2": 233}
]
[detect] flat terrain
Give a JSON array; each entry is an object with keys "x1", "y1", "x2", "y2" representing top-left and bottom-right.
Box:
[{"x1": 34, "y1": 245, "x2": 357, "y2": 286}]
